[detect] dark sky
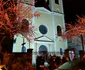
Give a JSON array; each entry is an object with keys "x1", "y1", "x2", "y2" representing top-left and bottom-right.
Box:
[{"x1": 63, "y1": 0, "x2": 85, "y2": 23}]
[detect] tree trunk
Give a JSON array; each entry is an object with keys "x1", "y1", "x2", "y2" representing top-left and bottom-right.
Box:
[
  {"x1": 0, "y1": 36, "x2": 6, "y2": 52},
  {"x1": 80, "y1": 35, "x2": 84, "y2": 51},
  {"x1": 0, "y1": 36, "x2": 13, "y2": 53}
]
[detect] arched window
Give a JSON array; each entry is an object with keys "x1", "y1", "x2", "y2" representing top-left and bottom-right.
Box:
[
  {"x1": 21, "y1": 46, "x2": 26, "y2": 52},
  {"x1": 21, "y1": 43, "x2": 26, "y2": 52},
  {"x1": 55, "y1": 0, "x2": 59, "y2": 4},
  {"x1": 60, "y1": 48, "x2": 63, "y2": 55},
  {"x1": 57, "y1": 25, "x2": 62, "y2": 36},
  {"x1": 35, "y1": 0, "x2": 50, "y2": 10}
]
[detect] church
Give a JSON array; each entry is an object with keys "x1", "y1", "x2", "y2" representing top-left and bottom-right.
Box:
[{"x1": 12, "y1": 0, "x2": 67, "y2": 65}]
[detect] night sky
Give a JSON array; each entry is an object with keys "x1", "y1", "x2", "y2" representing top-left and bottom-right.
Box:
[{"x1": 63, "y1": 0, "x2": 85, "y2": 23}]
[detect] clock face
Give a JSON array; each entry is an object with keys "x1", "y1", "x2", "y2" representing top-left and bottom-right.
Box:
[{"x1": 39, "y1": 25, "x2": 48, "y2": 34}]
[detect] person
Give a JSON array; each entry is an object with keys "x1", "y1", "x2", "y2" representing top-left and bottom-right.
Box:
[
  {"x1": 21, "y1": 43, "x2": 26, "y2": 52},
  {"x1": 82, "y1": 54, "x2": 85, "y2": 60},
  {"x1": 62, "y1": 55, "x2": 70, "y2": 63},
  {"x1": 56, "y1": 56, "x2": 62, "y2": 67},
  {"x1": 73, "y1": 55, "x2": 77, "y2": 61}
]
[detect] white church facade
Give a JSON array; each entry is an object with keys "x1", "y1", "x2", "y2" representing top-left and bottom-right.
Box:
[{"x1": 12, "y1": 0, "x2": 67, "y2": 65}]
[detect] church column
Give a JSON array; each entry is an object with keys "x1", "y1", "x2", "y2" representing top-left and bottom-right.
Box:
[
  {"x1": 49, "y1": 0, "x2": 54, "y2": 11},
  {"x1": 59, "y1": 0, "x2": 64, "y2": 13},
  {"x1": 32, "y1": 43, "x2": 37, "y2": 65},
  {"x1": 52, "y1": 13, "x2": 56, "y2": 54}
]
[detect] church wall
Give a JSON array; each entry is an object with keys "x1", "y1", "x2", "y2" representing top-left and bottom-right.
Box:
[
  {"x1": 12, "y1": 0, "x2": 67, "y2": 65},
  {"x1": 34, "y1": 11, "x2": 53, "y2": 39},
  {"x1": 13, "y1": 34, "x2": 30, "y2": 52},
  {"x1": 53, "y1": 14, "x2": 67, "y2": 55},
  {"x1": 55, "y1": 37, "x2": 67, "y2": 55}
]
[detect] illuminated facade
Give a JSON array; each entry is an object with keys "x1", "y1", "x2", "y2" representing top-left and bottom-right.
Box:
[{"x1": 12, "y1": 0, "x2": 67, "y2": 65}]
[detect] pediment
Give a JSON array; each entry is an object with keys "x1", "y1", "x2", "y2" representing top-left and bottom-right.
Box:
[{"x1": 34, "y1": 35, "x2": 54, "y2": 42}]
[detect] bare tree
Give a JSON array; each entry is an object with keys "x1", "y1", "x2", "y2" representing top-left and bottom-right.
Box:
[
  {"x1": 0, "y1": 0, "x2": 40, "y2": 51},
  {"x1": 62, "y1": 16, "x2": 85, "y2": 51}
]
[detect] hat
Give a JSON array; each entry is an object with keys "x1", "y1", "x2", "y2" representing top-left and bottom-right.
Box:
[{"x1": 22, "y1": 42, "x2": 26, "y2": 45}]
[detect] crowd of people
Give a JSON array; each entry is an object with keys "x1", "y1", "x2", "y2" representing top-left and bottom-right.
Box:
[
  {"x1": 1, "y1": 52, "x2": 85, "y2": 70},
  {"x1": 36, "y1": 54, "x2": 78, "y2": 70}
]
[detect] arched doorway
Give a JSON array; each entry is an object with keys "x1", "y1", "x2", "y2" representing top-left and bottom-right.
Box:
[
  {"x1": 39, "y1": 45, "x2": 48, "y2": 56},
  {"x1": 36, "y1": 45, "x2": 48, "y2": 69},
  {"x1": 39, "y1": 45, "x2": 48, "y2": 61}
]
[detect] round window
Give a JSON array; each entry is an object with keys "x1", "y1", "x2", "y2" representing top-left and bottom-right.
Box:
[{"x1": 39, "y1": 25, "x2": 48, "y2": 34}]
